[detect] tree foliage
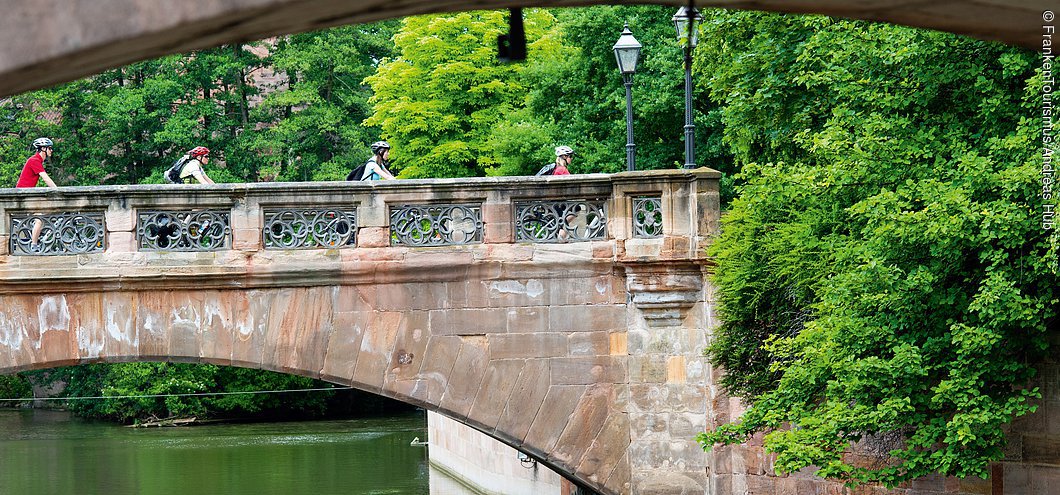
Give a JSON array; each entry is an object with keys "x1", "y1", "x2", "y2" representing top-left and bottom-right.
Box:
[{"x1": 696, "y1": 11, "x2": 1055, "y2": 486}]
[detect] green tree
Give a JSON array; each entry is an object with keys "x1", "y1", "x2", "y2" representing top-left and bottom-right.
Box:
[
  {"x1": 365, "y1": 10, "x2": 566, "y2": 178},
  {"x1": 696, "y1": 11, "x2": 1054, "y2": 486},
  {"x1": 249, "y1": 22, "x2": 399, "y2": 182}
]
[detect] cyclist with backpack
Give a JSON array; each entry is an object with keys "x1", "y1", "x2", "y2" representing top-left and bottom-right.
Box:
[
  {"x1": 346, "y1": 141, "x2": 395, "y2": 181},
  {"x1": 536, "y1": 146, "x2": 574, "y2": 176},
  {"x1": 166, "y1": 146, "x2": 214, "y2": 184}
]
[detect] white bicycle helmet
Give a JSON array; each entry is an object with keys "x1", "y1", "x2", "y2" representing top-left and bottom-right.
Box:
[
  {"x1": 555, "y1": 145, "x2": 574, "y2": 157},
  {"x1": 32, "y1": 137, "x2": 53, "y2": 149}
]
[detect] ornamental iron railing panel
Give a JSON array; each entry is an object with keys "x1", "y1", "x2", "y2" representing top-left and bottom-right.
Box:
[
  {"x1": 138, "y1": 210, "x2": 230, "y2": 251},
  {"x1": 390, "y1": 204, "x2": 482, "y2": 246},
  {"x1": 10, "y1": 212, "x2": 105, "y2": 255},
  {"x1": 263, "y1": 208, "x2": 357, "y2": 249},
  {"x1": 632, "y1": 196, "x2": 663, "y2": 238},
  {"x1": 515, "y1": 199, "x2": 607, "y2": 243}
]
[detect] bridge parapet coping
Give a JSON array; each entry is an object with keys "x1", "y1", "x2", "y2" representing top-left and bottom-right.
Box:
[{"x1": 0, "y1": 169, "x2": 719, "y2": 292}]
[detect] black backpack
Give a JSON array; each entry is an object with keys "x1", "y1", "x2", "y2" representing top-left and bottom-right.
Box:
[
  {"x1": 164, "y1": 155, "x2": 191, "y2": 184},
  {"x1": 345, "y1": 162, "x2": 369, "y2": 181}
]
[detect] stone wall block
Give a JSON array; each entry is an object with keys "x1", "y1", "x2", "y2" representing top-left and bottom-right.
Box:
[
  {"x1": 357, "y1": 226, "x2": 390, "y2": 248},
  {"x1": 106, "y1": 231, "x2": 136, "y2": 253},
  {"x1": 105, "y1": 204, "x2": 135, "y2": 232},
  {"x1": 568, "y1": 331, "x2": 609, "y2": 357},
  {"x1": 134, "y1": 290, "x2": 176, "y2": 360},
  {"x1": 231, "y1": 228, "x2": 260, "y2": 251},
  {"x1": 229, "y1": 288, "x2": 270, "y2": 369},
  {"x1": 506, "y1": 306, "x2": 549, "y2": 334},
  {"x1": 549, "y1": 305, "x2": 625, "y2": 333},
  {"x1": 603, "y1": 452, "x2": 632, "y2": 495},
  {"x1": 550, "y1": 356, "x2": 627, "y2": 385},
  {"x1": 198, "y1": 290, "x2": 235, "y2": 366},
  {"x1": 495, "y1": 358, "x2": 550, "y2": 444},
  {"x1": 484, "y1": 278, "x2": 550, "y2": 308},
  {"x1": 430, "y1": 307, "x2": 507, "y2": 335},
  {"x1": 168, "y1": 291, "x2": 208, "y2": 360},
  {"x1": 576, "y1": 411, "x2": 630, "y2": 487},
  {"x1": 629, "y1": 384, "x2": 670, "y2": 413},
  {"x1": 95, "y1": 292, "x2": 137, "y2": 360},
  {"x1": 465, "y1": 358, "x2": 525, "y2": 433},
  {"x1": 33, "y1": 293, "x2": 92, "y2": 367},
  {"x1": 416, "y1": 335, "x2": 463, "y2": 404},
  {"x1": 552, "y1": 383, "x2": 613, "y2": 467},
  {"x1": 438, "y1": 335, "x2": 489, "y2": 420},
  {"x1": 382, "y1": 310, "x2": 430, "y2": 383},
  {"x1": 372, "y1": 281, "x2": 448, "y2": 311},
  {"x1": 670, "y1": 383, "x2": 707, "y2": 413},
  {"x1": 350, "y1": 311, "x2": 402, "y2": 390},
  {"x1": 610, "y1": 331, "x2": 627, "y2": 356},
  {"x1": 489, "y1": 332, "x2": 565, "y2": 359},
  {"x1": 548, "y1": 275, "x2": 613, "y2": 306},
  {"x1": 523, "y1": 384, "x2": 587, "y2": 458},
  {"x1": 320, "y1": 310, "x2": 370, "y2": 384},
  {"x1": 628, "y1": 355, "x2": 668, "y2": 384},
  {"x1": 261, "y1": 287, "x2": 332, "y2": 377},
  {"x1": 630, "y1": 412, "x2": 669, "y2": 442}
]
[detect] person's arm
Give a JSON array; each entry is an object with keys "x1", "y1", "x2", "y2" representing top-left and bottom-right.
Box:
[
  {"x1": 193, "y1": 170, "x2": 215, "y2": 184},
  {"x1": 38, "y1": 171, "x2": 57, "y2": 188},
  {"x1": 366, "y1": 160, "x2": 395, "y2": 180}
]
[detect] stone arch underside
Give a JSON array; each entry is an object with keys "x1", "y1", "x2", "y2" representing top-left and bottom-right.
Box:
[
  {"x1": 0, "y1": 0, "x2": 1043, "y2": 99},
  {"x1": 0, "y1": 269, "x2": 638, "y2": 494}
]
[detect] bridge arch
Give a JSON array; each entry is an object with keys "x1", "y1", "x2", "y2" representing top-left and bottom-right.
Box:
[
  {"x1": 0, "y1": 171, "x2": 718, "y2": 495},
  {"x1": 0, "y1": 0, "x2": 1040, "y2": 99}
]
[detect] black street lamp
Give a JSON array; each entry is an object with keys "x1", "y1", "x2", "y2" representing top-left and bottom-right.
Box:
[
  {"x1": 672, "y1": 6, "x2": 703, "y2": 169},
  {"x1": 612, "y1": 23, "x2": 642, "y2": 172}
]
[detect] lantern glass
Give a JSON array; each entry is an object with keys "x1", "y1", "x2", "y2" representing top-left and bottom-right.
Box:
[{"x1": 612, "y1": 25, "x2": 642, "y2": 75}]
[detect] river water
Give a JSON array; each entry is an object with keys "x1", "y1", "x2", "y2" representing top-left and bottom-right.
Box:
[{"x1": 0, "y1": 408, "x2": 476, "y2": 495}]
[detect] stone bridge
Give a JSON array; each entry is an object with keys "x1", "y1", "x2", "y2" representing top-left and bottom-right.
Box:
[{"x1": 0, "y1": 170, "x2": 719, "y2": 495}]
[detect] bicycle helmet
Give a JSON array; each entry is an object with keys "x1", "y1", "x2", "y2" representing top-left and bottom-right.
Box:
[
  {"x1": 32, "y1": 137, "x2": 53, "y2": 149},
  {"x1": 555, "y1": 145, "x2": 574, "y2": 157},
  {"x1": 189, "y1": 146, "x2": 210, "y2": 157},
  {"x1": 370, "y1": 141, "x2": 391, "y2": 154}
]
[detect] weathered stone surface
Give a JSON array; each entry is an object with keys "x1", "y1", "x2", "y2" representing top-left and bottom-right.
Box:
[
  {"x1": 489, "y1": 332, "x2": 566, "y2": 359},
  {"x1": 416, "y1": 335, "x2": 463, "y2": 404},
  {"x1": 464, "y1": 358, "x2": 525, "y2": 431},
  {"x1": 552, "y1": 384, "x2": 613, "y2": 467},
  {"x1": 577, "y1": 410, "x2": 630, "y2": 486},
  {"x1": 438, "y1": 335, "x2": 489, "y2": 419},
  {"x1": 550, "y1": 356, "x2": 627, "y2": 385},
  {"x1": 505, "y1": 306, "x2": 549, "y2": 334},
  {"x1": 382, "y1": 310, "x2": 430, "y2": 383},
  {"x1": 495, "y1": 358, "x2": 550, "y2": 444},
  {"x1": 524, "y1": 384, "x2": 586, "y2": 457},
  {"x1": 430, "y1": 307, "x2": 507, "y2": 335},
  {"x1": 550, "y1": 305, "x2": 625, "y2": 333},
  {"x1": 568, "y1": 331, "x2": 610, "y2": 357},
  {"x1": 350, "y1": 311, "x2": 402, "y2": 390}
]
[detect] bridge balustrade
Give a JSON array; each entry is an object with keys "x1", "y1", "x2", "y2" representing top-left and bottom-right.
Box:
[{"x1": 0, "y1": 170, "x2": 718, "y2": 284}]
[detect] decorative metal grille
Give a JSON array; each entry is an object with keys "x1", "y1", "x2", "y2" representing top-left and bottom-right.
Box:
[
  {"x1": 515, "y1": 199, "x2": 607, "y2": 243},
  {"x1": 263, "y1": 208, "x2": 357, "y2": 249},
  {"x1": 10, "y1": 212, "x2": 105, "y2": 255},
  {"x1": 137, "y1": 210, "x2": 230, "y2": 251},
  {"x1": 632, "y1": 196, "x2": 663, "y2": 238},
  {"x1": 390, "y1": 204, "x2": 482, "y2": 246}
]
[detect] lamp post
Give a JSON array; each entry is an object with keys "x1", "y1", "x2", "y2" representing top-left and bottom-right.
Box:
[
  {"x1": 672, "y1": 6, "x2": 703, "y2": 169},
  {"x1": 613, "y1": 23, "x2": 642, "y2": 172}
]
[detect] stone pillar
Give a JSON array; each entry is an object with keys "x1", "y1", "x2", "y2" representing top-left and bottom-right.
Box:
[{"x1": 623, "y1": 261, "x2": 710, "y2": 494}]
